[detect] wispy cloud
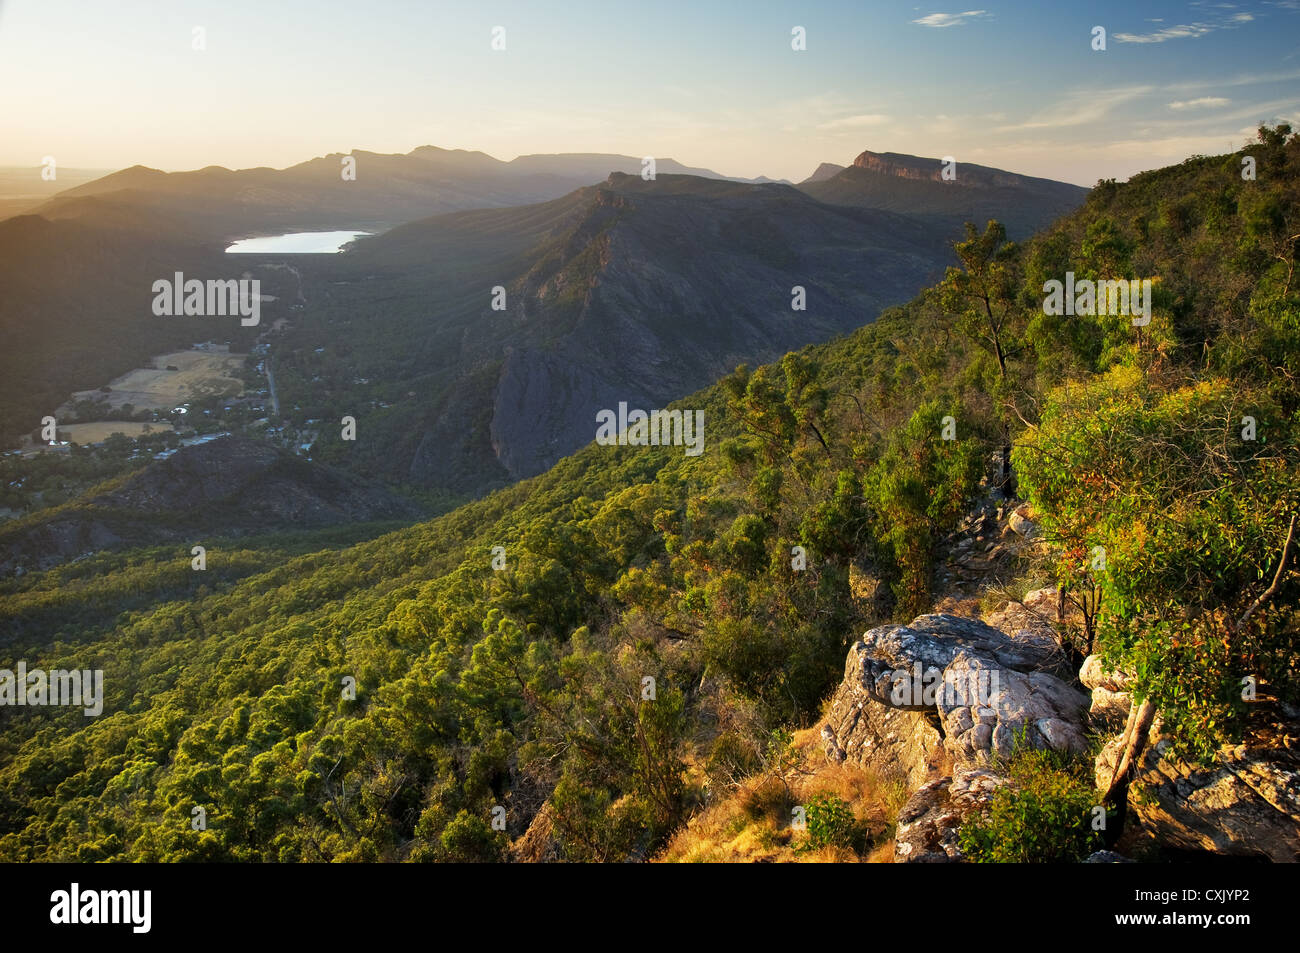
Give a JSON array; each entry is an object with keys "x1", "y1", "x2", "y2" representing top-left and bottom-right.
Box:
[
  {"x1": 1115, "y1": 22, "x2": 1216, "y2": 43},
  {"x1": 1160, "y1": 67, "x2": 1300, "y2": 92},
  {"x1": 995, "y1": 86, "x2": 1152, "y2": 132},
  {"x1": 1115, "y1": 9, "x2": 1255, "y2": 43},
  {"x1": 1168, "y1": 96, "x2": 1231, "y2": 109},
  {"x1": 911, "y1": 10, "x2": 990, "y2": 28}
]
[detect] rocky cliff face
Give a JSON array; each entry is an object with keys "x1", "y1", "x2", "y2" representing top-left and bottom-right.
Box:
[
  {"x1": 482, "y1": 175, "x2": 950, "y2": 479},
  {"x1": 798, "y1": 150, "x2": 1089, "y2": 241},
  {"x1": 852, "y1": 150, "x2": 1026, "y2": 189}
]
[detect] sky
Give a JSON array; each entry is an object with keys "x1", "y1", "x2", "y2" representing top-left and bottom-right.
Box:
[{"x1": 1, "y1": 0, "x2": 1297, "y2": 186}]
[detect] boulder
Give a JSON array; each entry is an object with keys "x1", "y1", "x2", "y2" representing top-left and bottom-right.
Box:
[
  {"x1": 857, "y1": 613, "x2": 1072, "y2": 691},
  {"x1": 1095, "y1": 706, "x2": 1300, "y2": 862},
  {"x1": 1080, "y1": 653, "x2": 1131, "y2": 692},
  {"x1": 824, "y1": 614, "x2": 1089, "y2": 777},
  {"x1": 1008, "y1": 504, "x2": 1037, "y2": 539},
  {"x1": 893, "y1": 768, "x2": 1008, "y2": 863},
  {"x1": 982, "y1": 587, "x2": 1066, "y2": 656}
]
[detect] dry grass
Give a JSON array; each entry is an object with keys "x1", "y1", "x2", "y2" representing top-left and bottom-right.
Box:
[
  {"x1": 657, "y1": 727, "x2": 909, "y2": 863},
  {"x1": 67, "y1": 346, "x2": 245, "y2": 412},
  {"x1": 55, "y1": 420, "x2": 174, "y2": 445}
]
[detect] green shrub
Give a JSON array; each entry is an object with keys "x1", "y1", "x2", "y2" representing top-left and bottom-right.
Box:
[
  {"x1": 803, "y1": 793, "x2": 862, "y2": 851},
  {"x1": 958, "y1": 749, "x2": 1104, "y2": 863}
]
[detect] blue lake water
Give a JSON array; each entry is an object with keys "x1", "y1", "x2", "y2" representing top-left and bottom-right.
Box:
[{"x1": 225, "y1": 230, "x2": 371, "y2": 254}]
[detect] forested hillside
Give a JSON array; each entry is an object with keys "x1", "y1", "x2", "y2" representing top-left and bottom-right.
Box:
[{"x1": 0, "y1": 127, "x2": 1295, "y2": 862}]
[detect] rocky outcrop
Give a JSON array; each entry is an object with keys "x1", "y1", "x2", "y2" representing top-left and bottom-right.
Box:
[
  {"x1": 824, "y1": 609, "x2": 1094, "y2": 862},
  {"x1": 822, "y1": 680, "x2": 946, "y2": 788},
  {"x1": 1094, "y1": 703, "x2": 1300, "y2": 862},
  {"x1": 831, "y1": 600, "x2": 1300, "y2": 864},
  {"x1": 798, "y1": 151, "x2": 1088, "y2": 241},
  {"x1": 1079, "y1": 651, "x2": 1300, "y2": 861},
  {"x1": 823, "y1": 614, "x2": 1089, "y2": 787},
  {"x1": 893, "y1": 768, "x2": 1008, "y2": 863}
]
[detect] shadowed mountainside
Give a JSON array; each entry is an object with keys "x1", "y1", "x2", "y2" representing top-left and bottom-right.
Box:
[
  {"x1": 0, "y1": 435, "x2": 422, "y2": 576},
  {"x1": 798, "y1": 149, "x2": 1088, "y2": 240}
]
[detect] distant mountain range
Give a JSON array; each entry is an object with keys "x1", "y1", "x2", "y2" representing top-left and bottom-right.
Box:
[
  {"x1": 19, "y1": 147, "x2": 788, "y2": 240},
  {"x1": 0, "y1": 144, "x2": 1089, "y2": 500},
  {"x1": 798, "y1": 149, "x2": 1089, "y2": 239},
  {"x1": 292, "y1": 172, "x2": 952, "y2": 489}
]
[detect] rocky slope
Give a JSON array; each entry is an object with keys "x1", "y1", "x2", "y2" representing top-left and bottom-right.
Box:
[
  {"x1": 1090, "y1": 660, "x2": 1300, "y2": 862},
  {"x1": 820, "y1": 495, "x2": 1299, "y2": 863}
]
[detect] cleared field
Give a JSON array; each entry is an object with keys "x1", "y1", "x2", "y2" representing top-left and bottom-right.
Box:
[
  {"x1": 68, "y1": 346, "x2": 246, "y2": 411},
  {"x1": 59, "y1": 421, "x2": 174, "y2": 444}
]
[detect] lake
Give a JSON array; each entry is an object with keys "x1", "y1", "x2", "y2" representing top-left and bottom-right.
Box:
[{"x1": 225, "y1": 230, "x2": 371, "y2": 254}]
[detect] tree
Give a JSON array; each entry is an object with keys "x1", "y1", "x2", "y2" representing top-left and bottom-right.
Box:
[
  {"x1": 939, "y1": 220, "x2": 1024, "y2": 493},
  {"x1": 1016, "y1": 367, "x2": 1300, "y2": 815}
]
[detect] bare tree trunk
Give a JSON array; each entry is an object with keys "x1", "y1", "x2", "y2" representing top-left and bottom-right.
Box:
[{"x1": 1103, "y1": 698, "x2": 1157, "y2": 806}]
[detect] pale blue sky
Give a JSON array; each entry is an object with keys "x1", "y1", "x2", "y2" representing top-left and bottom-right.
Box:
[{"x1": 1, "y1": 0, "x2": 1296, "y2": 185}]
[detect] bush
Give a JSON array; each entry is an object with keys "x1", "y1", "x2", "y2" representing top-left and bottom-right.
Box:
[
  {"x1": 958, "y1": 749, "x2": 1104, "y2": 863},
  {"x1": 803, "y1": 793, "x2": 864, "y2": 851}
]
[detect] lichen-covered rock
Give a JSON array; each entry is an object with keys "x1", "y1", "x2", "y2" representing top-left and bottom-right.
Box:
[
  {"x1": 858, "y1": 614, "x2": 1066, "y2": 690},
  {"x1": 824, "y1": 614, "x2": 1090, "y2": 778},
  {"x1": 938, "y1": 650, "x2": 1090, "y2": 765},
  {"x1": 822, "y1": 673, "x2": 945, "y2": 788},
  {"x1": 893, "y1": 768, "x2": 1008, "y2": 863}
]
